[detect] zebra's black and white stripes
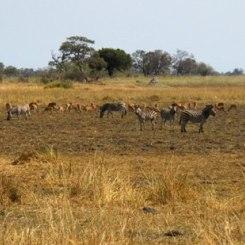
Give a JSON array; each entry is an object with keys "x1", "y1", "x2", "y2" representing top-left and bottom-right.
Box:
[
  {"x1": 100, "y1": 102, "x2": 127, "y2": 118},
  {"x1": 135, "y1": 107, "x2": 158, "y2": 131},
  {"x1": 160, "y1": 106, "x2": 176, "y2": 128},
  {"x1": 6, "y1": 104, "x2": 31, "y2": 120},
  {"x1": 179, "y1": 105, "x2": 215, "y2": 133}
]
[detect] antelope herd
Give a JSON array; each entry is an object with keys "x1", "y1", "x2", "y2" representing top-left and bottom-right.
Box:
[{"x1": 4, "y1": 100, "x2": 238, "y2": 132}]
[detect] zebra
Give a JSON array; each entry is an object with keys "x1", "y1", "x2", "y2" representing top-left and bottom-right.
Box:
[
  {"x1": 134, "y1": 107, "x2": 158, "y2": 131},
  {"x1": 6, "y1": 104, "x2": 31, "y2": 120},
  {"x1": 160, "y1": 106, "x2": 177, "y2": 128},
  {"x1": 179, "y1": 104, "x2": 216, "y2": 133},
  {"x1": 99, "y1": 102, "x2": 127, "y2": 118}
]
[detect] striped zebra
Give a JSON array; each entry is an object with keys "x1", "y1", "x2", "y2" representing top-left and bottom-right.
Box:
[
  {"x1": 6, "y1": 104, "x2": 31, "y2": 120},
  {"x1": 179, "y1": 104, "x2": 216, "y2": 133},
  {"x1": 135, "y1": 107, "x2": 158, "y2": 131},
  {"x1": 160, "y1": 106, "x2": 177, "y2": 128},
  {"x1": 100, "y1": 102, "x2": 127, "y2": 118}
]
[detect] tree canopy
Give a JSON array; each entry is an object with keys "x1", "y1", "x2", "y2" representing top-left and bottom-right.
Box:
[{"x1": 98, "y1": 48, "x2": 132, "y2": 76}]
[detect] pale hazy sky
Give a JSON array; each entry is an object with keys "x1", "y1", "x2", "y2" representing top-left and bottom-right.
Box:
[{"x1": 0, "y1": 0, "x2": 244, "y2": 72}]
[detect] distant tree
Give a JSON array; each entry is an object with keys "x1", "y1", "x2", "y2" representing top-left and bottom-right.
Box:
[
  {"x1": 196, "y1": 62, "x2": 216, "y2": 76},
  {"x1": 132, "y1": 50, "x2": 172, "y2": 76},
  {"x1": 49, "y1": 36, "x2": 95, "y2": 81},
  {"x1": 19, "y1": 68, "x2": 35, "y2": 77},
  {"x1": 88, "y1": 52, "x2": 107, "y2": 79},
  {"x1": 0, "y1": 62, "x2": 4, "y2": 74},
  {"x1": 231, "y1": 68, "x2": 243, "y2": 75},
  {"x1": 143, "y1": 50, "x2": 172, "y2": 76},
  {"x1": 177, "y1": 58, "x2": 198, "y2": 75},
  {"x1": 132, "y1": 50, "x2": 147, "y2": 74},
  {"x1": 98, "y1": 48, "x2": 132, "y2": 76},
  {"x1": 173, "y1": 50, "x2": 196, "y2": 75},
  {"x1": 4, "y1": 66, "x2": 19, "y2": 76}
]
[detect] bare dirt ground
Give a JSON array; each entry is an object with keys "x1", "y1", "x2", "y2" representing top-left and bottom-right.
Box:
[{"x1": 0, "y1": 105, "x2": 244, "y2": 156}]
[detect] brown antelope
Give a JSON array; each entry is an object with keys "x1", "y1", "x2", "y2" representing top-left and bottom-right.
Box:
[
  {"x1": 29, "y1": 102, "x2": 39, "y2": 112},
  {"x1": 90, "y1": 102, "x2": 98, "y2": 111},
  {"x1": 127, "y1": 103, "x2": 135, "y2": 112},
  {"x1": 81, "y1": 103, "x2": 98, "y2": 112},
  {"x1": 215, "y1": 102, "x2": 225, "y2": 111},
  {"x1": 172, "y1": 102, "x2": 187, "y2": 111},
  {"x1": 5, "y1": 103, "x2": 12, "y2": 111},
  {"x1": 227, "y1": 104, "x2": 237, "y2": 111},
  {"x1": 44, "y1": 102, "x2": 58, "y2": 112},
  {"x1": 65, "y1": 102, "x2": 82, "y2": 112},
  {"x1": 187, "y1": 101, "x2": 198, "y2": 110}
]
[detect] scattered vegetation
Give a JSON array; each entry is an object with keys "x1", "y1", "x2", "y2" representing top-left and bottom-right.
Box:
[{"x1": 0, "y1": 36, "x2": 244, "y2": 85}]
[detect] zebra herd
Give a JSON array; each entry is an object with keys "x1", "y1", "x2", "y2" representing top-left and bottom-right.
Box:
[
  {"x1": 97, "y1": 101, "x2": 217, "y2": 133},
  {"x1": 4, "y1": 100, "x2": 231, "y2": 133}
]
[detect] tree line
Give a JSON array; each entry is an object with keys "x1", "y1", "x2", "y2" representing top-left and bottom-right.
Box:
[{"x1": 0, "y1": 35, "x2": 244, "y2": 82}]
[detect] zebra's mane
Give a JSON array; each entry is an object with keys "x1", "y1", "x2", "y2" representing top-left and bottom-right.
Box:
[{"x1": 202, "y1": 105, "x2": 213, "y2": 118}]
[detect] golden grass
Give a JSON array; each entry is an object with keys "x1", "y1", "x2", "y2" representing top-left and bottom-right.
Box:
[
  {"x1": 1, "y1": 75, "x2": 245, "y2": 106},
  {"x1": 0, "y1": 76, "x2": 244, "y2": 244}
]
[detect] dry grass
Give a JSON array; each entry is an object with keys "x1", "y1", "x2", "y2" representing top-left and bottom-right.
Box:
[{"x1": 0, "y1": 76, "x2": 244, "y2": 244}]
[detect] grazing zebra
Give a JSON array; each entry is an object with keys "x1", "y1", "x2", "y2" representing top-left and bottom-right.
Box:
[
  {"x1": 135, "y1": 107, "x2": 158, "y2": 131},
  {"x1": 179, "y1": 105, "x2": 216, "y2": 133},
  {"x1": 6, "y1": 104, "x2": 31, "y2": 120},
  {"x1": 160, "y1": 106, "x2": 177, "y2": 128},
  {"x1": 100, "y1": 102, "x2": 127, "y2": 118}
]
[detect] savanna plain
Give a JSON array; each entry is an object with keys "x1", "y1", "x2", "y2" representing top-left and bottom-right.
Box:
[{"x1": 0, "y1": 76, "x2": 244, "y2": 244}]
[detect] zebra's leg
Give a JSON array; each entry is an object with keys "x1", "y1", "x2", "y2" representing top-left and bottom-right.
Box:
[
  {"x1": 151, "y1": 119, "x2": 155, "y2": 130},
  {"x1": 121, "y1": 109, "x2": 126, "y2": 118},
  {"x1": 17, "y1": 112, "x2": 20, "y2": 120},
  {"x1": 181, "y1": 121, "x2": 187, "y2": 132},
  {"x1": 140, "y1": 121, "x2": 143, "y2": 131},
  {"x1": 171, "y1": 117, "x2": 175, "y2": 126},
  {"x1": 7, "y1": 112, "x2": 11, "y2": 121},
  {"x1": 107, "y1": 111, "x2": 112, "y2": 118},
  {"x1": 160, "y1": 119, "x2": 163, "y2": 130},
  {"x1": 199, "y1": 123, "x2": 204, "y2": 133}
]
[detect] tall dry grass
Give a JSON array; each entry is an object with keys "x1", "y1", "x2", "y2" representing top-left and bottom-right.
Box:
[{"x1": 0, "y1": 151, "x2": 244, "y2": 244}]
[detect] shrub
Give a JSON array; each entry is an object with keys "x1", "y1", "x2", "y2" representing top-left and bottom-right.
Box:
[
  {"x1": 18, "y1": 76, "x2": 29, "y2": 83},
  {"x1": 44, "y1": 80, "x2": 73, "y2": 89},
  {"x1": 40, "y1": 76, "x2": 53, "y2": 84}
]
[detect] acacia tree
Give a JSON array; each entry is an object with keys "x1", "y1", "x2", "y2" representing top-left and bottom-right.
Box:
[
  {"x1": 132, "y1": 50, "x2": 172, "y2": 76},
  {"x1": 49, "y1": 36, "x2": 95, "y2": 81},
  {"x1": 98, "y1": 48, "x2": 132, "y2": 76}
]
